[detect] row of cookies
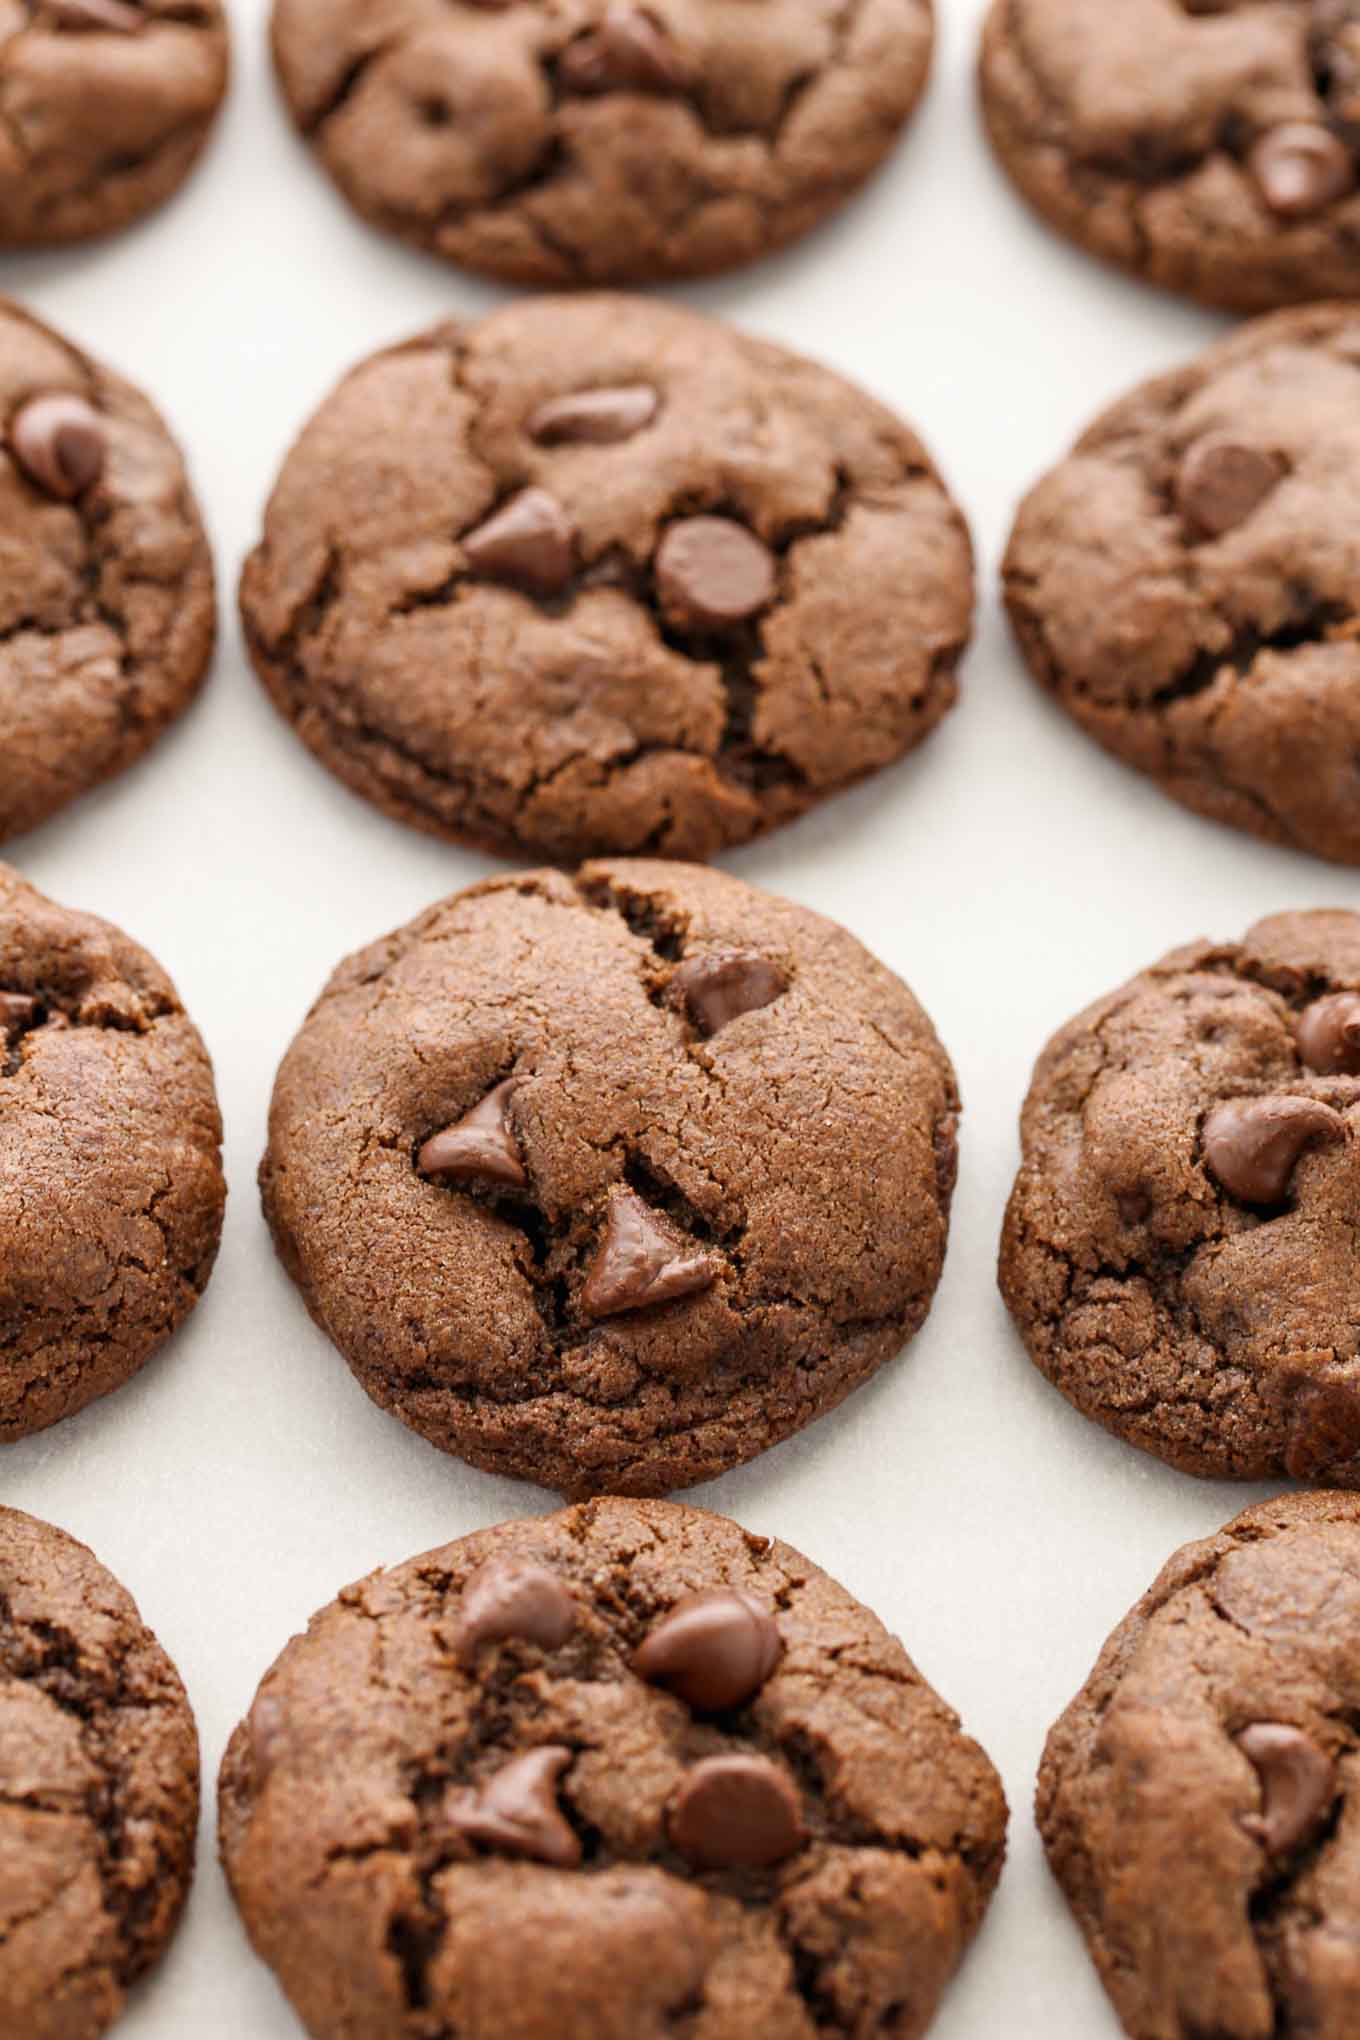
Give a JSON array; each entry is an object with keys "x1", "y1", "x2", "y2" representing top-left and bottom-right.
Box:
[
  {"x1": 10, "y1": 288, "x2": 1360, "y2": 866},
  {"x1": 7, "y1": 851, "x2": 1358, "y2": 1497},
  {"x1": 8, "y1": 1483, "x2": 1357, "y2": 2039}
]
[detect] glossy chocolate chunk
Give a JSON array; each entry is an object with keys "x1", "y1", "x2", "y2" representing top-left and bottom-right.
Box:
[
  {"x1": 632, "y1": 1590, "x2": 782, "y2": 1711},
  {"x1": 528, "y1": 383, "x2": 659, "y2": 446},
  {"x1": 9, "y1": 393, "x2": 105, "y2": 500},
  {"x1": 672, "y1": 953, "x2": 786, "y2": 1037},
  {"x1": 655, "y1": 517, "x2": 776, "y2": 631},
  {"x1": 445, "y1": 1747, "x2": 581, "y2": 1866},
  {"x1": 1237, "y1": 1723, "x2": 1335, "y2": 1855},
  {"x1": 1202, "y1": 1095, "x2": 1345, "y2": 1205},
  {"x1": 454, "y1": 1558, "x2": 578, "y2": 1661},
  {"x1": 1248, "y1": 124, "x2": 1355, "y2": 218},
  {"x1": 418, "y1": 1080, "x2": 527, "y2": 1190},
  {"x1": 558, "y1": 6, "x2": 691, "y2": 93},
  {"x1": 1175, "y1": 438, "x2": 1285, "y2": 538},
  {"x1": 667, "y1": 1753, "x2": 803, "y2": 1869},
  {"x1": 1297, "y1": 992, "x2": 1360, "y2": 1075},
  {"x1": 463, "y1": 488, "x2": 575, "y2": 595},
  {"x1": 580, "y1": 1188, "x2": 719, "y2": 1319}
]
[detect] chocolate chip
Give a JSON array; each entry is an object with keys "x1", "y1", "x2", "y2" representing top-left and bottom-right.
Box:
[
  {"x1": 9, "y1": 393, "x2": 106, "y2": 501},
  {"x1": 445, "y1": 1747, "x2": 581, "y2": 1867},
  {"x1": 1297, "y1": 993, "x2": 1360, "y2": 1076},
  {"x1": 46, "y1": 0, "x2": 144, "y2": 29},
  {"x1": 558, "y1": 6, "x2": 691, "y2": 93},
  {"x1": 0, "y1": 992, "x2": 39, "y2": 1041},
  {"x1": 528, "y1": 384, "x2": 659, "y2": 447},
  {"x1": 655, "y1": 517, "x2": 776, "y2": 632},
  {"x1": 454, "y1": 1559, "x2": 578, "y2": 1662},
  {"x1": 418, "y1": 1080, "x2": 526, "y2": 1190},
  {"x1": 667, "y1": 1754, "x2": 803, "y2": 1870},
  {"x1": 672, "y1": 953, "x2": 787, "y2": 1036},
  {"x1": 463, "y1": 488, "x2": 575, "y2": 595},
  {"x1": 632, "y1": 1590, "x2": 782, "y2": 1712},
  {"x1": 580, "y1": 1187, "x2": 719, "y2": 1319},
  {"x1": 1237, "y1": 1723, "x2": 1335, "y2": 1855},
  {"x1": 1203, "y1": 1095, "x2": 1345, "y2": 1205},
  {"x1": 1175, "y1": 438, "x2": 1285, "y2": 538},
  {"x1": 1248, "y1": 123, "x2": 1355, "y2": 217}
]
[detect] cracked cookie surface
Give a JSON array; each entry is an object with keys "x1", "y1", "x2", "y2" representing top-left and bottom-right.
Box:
[
  {"x1": 0, "y1": 1505, "x2": 199, "y2": 2040},
  {"x1": 1040, "y1": 1491, "x2": 1360, "y2": 2040},
  {"x1": 0, "y1": 863, "x2": 225, "y2": 1440},
  {"x1": 981, "y1": 0, "x2": 1360, "y2": 312},
  {"x1": 219, "y1": 1496, "x2": 1007, "y2": 2040},
  {"x1": 241, "y1": 296, "x2": 971, "y2": 865},
  {"x1": 1004, "y1": 305, "x2": 1360, "y2": 866},
  {"x1": 0, "y1": 0, "x2": 228, "y2": 246},
  {"x1": 260, "y1": 858, "x2": 959, "y2": 1495},
  {"x1": 1001, "y1": 908, "x2": 1360, "y2": 1486},
  {"x1": 0, "y1": 297, "x2": 216, "y2": 843},
  {"x1": 270, "y1": 0, "x2": 933, "y2": 285}
]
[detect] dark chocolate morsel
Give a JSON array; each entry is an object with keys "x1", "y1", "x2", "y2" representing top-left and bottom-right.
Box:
[
  {"x1": 580, "y1": 1188, "x2": 719, "y2": 1319},
  {"x1": 1248, "y1": 124, "x2": 1355, "y2": 218},
  {"x1": 558, "y1": 6, "x2": 691, "y2": 93},
  {"x1": 463, "y1": 488, "x2": 575, "y2": 594},
  {"x1": 632, "y1": 1589, "x2": 782, "y2": 1711},
  {"x1": 454, "y1": 1558, "x2": 578, "y2": 1661},
  {"x1": 0, "y1": 992, "x2": 40, "y2": 1041},
  {"x1": 9, "y1": 393, "x2": 106, "y2": 500},
  {"x1": 667, "y1": 1753, "x2": 804, "y2": 1869},
  {"x1": 672, "y1": 953, "x2": 787, "y2": 1036},
  {"x1": 445, "y1": 1746, "x2": 581, "y2": 1867},
  {"x1": 1297, "y1": 993, "x2": 1360, "y2": 1076},
  {"x1": 418, "y1": 1080, "x2": 527, "y2": 1189},
  {"x1": 528, "y1": 384, "x2": 659, "y2": 446},
  {"x1": 1237, "y1": 1723, "x2": 1335, "y2": 1855},
  {"x1": 1202, "y1": 1095, "x2": 1345, "y2": 1205},
  {"x1": 1175, "y1": 438, "x2": 1285, "y2": 538},
  {"x1": 655, "y1": 517, "x2": 777, "y2": 631}
]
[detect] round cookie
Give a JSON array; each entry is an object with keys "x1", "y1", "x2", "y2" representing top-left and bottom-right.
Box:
[
  {"x1": 1004, "y1": 304, "x2": 1360, "y2": 866},
  {"x1": 0, "y1": 862, "x2": 225, "y2": 1440},
  {"x1": 0, "y1": 1505, "x2": 199, "y2": 2040},
  {"x1": 261, "y1": 858, "x2": 960, "y2": 1496},
  {"x1": 0, "y1": 0, "x2": 228, "y2": 247},
  {"x1": 271, "y1": 0, "x2": 933, "y2": 287},
  {"x1": 1000, "y1": 907, "x2": 1360, "y2": 1487},
  {"x1": 0, "y1": 298, "x2": 216, "y2": 843},
  {"x1": 980, "y1": 0, "x2": 1360, "y2": 313},
  {"x1": 219, "y1": 1496, "x2": 1007, "y2": 2040},
  {"x1": 240, "y1": 295, "x2": 971, "y2": 864},
  {"x1": 1040, "y1": 1491, "x2": 1360, "y2": 2040}
]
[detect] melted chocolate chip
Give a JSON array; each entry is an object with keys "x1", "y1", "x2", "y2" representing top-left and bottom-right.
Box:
[
  {"x1": 558, "y1": 6, "x2": 691, "y2": 93},
  {"x1": 454, "y1": 1559, "x2": 578, "y2": 1661},
  {"x1": 632, "y1": 1590, "x2": 783, "y2": 1712},
  {"x1": 528, "y1": 383, "x2": 659, "y2": 447},
  {"x1": 463, "y1": 488, "x2": 575, "y2": 594},
  {"x1": 0, "y1": 992, "x2": 40, "y2": 1041},
  {"x1": 445, "y1": 1747, "x2": 581, "y2": 1867},
  {"x1": 1202, "y1": 1095, "x2": 1345, "y2": 1205},
  {"x1": 9, "y1": 393, "x2": 106, "y2": 501},
  {"x1": 667, "y1": 1754, "x2": 804, "y2": 1870},
  {"x1": 1248, "y1": 123, "x2": 1355, "y2": 217},
  {"x1": 1237, "y1": 1723, "x2": 1335, "y2": 1855},
  {"x1": 1297, "y1": 992, "x2": 1360, "y2": 1075},
  {"x1": 418, "y1": 1080, "x2": 527, "y2": 1190},
  {"x1": 655, "y1": 517, "x2": 777, "y2": 632},
  {"x1": 580, "y1": 1187, "x2": 719, "y2": 1319},
  {"x1": 1175, "y1": 438, "x2": 1285, "y2": 538},
  {"x1": 672, "y1": 953, "x2": 787, "y2": 1036}
]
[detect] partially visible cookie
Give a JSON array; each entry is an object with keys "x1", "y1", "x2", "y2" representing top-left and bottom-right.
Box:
[
  {"x1": 0, "y1": 298, "x2": 216, "y2": 843},
  {"x1": 0, "y1": 1506, "x2": 199, "y2": 2040},
  {"x1": 1040, "y1": 1491, "x2": 1360, "y2": 2040},
  {"x1": 1001, "y1": 907, "x2": 1360, "y2": 1487},
  {"x1": 981, "y1": 0, "x2": 1360, "y2": 313},
  {"x1": 0, "y1": 0, "x2": 228, "y2": 247},
  {"x1": 1005, "y1": 304, "x2": 1360, "y2": 866},
  {"x1": 260, "y1": 858, "x2": 960, "y2": 1496},
  {"x1": 271, "y1": 0, "x2": 933, "y2": 286},
  {"x1": 220, "y1": 1497, "x2": 1007, "y2": 2040},
  {"x1": 241, "y1": 294, "x2": 971, "y2": 864},
  {"x1": 0, "y1": 863, "x2": 225, "y2": 1440}
]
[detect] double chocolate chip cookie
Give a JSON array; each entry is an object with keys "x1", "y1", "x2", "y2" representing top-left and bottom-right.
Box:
[
  {"x1": 0, "y1": 298, "x2": 216, "y2": 844},
  {"x1": 0, "y1": 0, "x2": 228, "y2": 247},
  {"x1": 271, "y1": 0, "x2": 934, "y2": 286},
  {"x1": 261, "y1": 859, "x2": 960, "y2": 1496},
  {"x1": 1, "y1": 1506, "x2": 199, "y2": 2040},
  {"x1": 1006, "y1": 304, "x2": 1360, "y2": 866},
  {"x1": 981, "y1": 0, "x2": 1360, "y2": 312},
  {"x1": 241, "y1": 294, "x2": 972, "y2": 864},
  {"x1": 1041, "y1": 1491, "x2": 1360, "y2": 2039},
  {"x1": 220, "y1": 1497, "x2": 1008, "y2": 2040},
  {"x1": 0, "y1": 864, "x2": 225, "y2": 1440},
  {"x1": 1001, "y1": 907, "x2": 1360, "y2": 1487}
]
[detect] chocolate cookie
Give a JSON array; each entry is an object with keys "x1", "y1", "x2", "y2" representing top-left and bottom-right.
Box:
[
  {"x1": 1004, "y1": 304, "x2": 1360, "y2": 866},
  {"x1": 0, "y1": 298, "x2": 216, "y2": 843},
  {"x1": 980, "y1": 0, "x2": 1360, "y2": 313},
  {"x1": 271, "y1": 0, "x2": 933, "y2": 286},
  {"x1": 220, "y1": 1496, "x2": 1007, "y2": 2040},
  {"x1": 0, "y1": 863, "x2": 225, "y2": 1440},
  {"x1": 261, "y1": 859, "x2": 959, "y2": 1495},
  {"x1": 1040, "y1": 1491, "x2": 1360, "y2": 2040},
  {"x1": 0, "y1": 1505, "x2": 199, "y2": 2040},
  {"x1": 1000, "y1": 907, "x2": 1360, "y2": 1487},
  {"x1": 241, "y1": 295, "x2": 970, "y2": 864},
  {"x1": 0, "y1": 0, "x2": 228, "y2": 247}
]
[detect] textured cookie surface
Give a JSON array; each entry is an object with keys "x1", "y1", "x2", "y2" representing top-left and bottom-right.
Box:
[
  {"x1": 241, "y1": 295, "x2": 971, "y2": 864},
  {"x1": 271, "y1": 0, "x2": 933, "y2": 285},
  {"x1": 220, "y1": 1497, "x2": 1007, "y2": 2040},
  {"x1": 261, "y1": 859, "x2": 959, "y2": 1495},
  {"x1": 0, "y1": 0, "x2": 227, "y2": 246},
  {"x1": 1040, "y1": 1491, "x2": 1360, "y2": 2039},
  {"x1": 0, "y1": 1506, "x2": 199, "y2": 2040},
  {"x1": 0, "y1": 863, "x2": 225, "y2": 1439},
  {"x1": 1001, "y1": 908, "x2": 1360, "y2": 1485},
  {"x1": 0, "y1": 297, "x2": 216, "y2": 843},
  {"x1": 981, "y1": 0, "x2": 1360, "y2": 312},
  {"x1": 1005, "y1": 305, "x2": 1360, "y2": 865}
]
